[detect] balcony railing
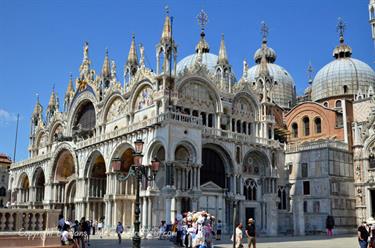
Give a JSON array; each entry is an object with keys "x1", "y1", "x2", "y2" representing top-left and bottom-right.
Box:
[{"x1": 286, "y1": 140, "x2": 348, "y2": 153}]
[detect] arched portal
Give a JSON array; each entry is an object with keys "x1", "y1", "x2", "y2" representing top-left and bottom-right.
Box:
[
  {"x1": 65, "y1": 180, "x2": 76, "y2": 221},
  {"x1": 110, "y1": 144, "x2": 136, "y2": 227},
  {"x1": 53, "y1": 149, "x2": 76, "y2": 210},
  {"x1": 19, "y1": 173, "x2": 30, "y2": 204},
  {"x1": 86, "y1": 151, "x2": 107, "y2": 222},
  {"x1": 201, "y1": 148, "x2": 226, "y2": 188},
  {"x1": 33, "y1": 168, "x2": 45, "y2": 207}
]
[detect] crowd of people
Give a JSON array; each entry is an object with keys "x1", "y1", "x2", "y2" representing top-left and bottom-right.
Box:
[{"x1": 57, "y1": 214, "x2": 104, "y2": 247}]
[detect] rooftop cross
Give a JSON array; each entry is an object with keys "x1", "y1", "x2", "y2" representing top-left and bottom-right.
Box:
[
  {"x1": 197, "y1": 9, "x2": 208, "y2": 31},
  {"x1": 307, "y1": 61, "x2": 314, "y2": 83},
  {"x1": 260, "y1": 21, "x2": 269, "y2": 41},
  {"x1": 337, "y1": 17, "x2": 346, "y2": 38}
]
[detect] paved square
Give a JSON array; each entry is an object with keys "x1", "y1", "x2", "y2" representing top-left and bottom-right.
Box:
[{"x1": 88, "y1": 234, "x2": 358, "y2": 248}]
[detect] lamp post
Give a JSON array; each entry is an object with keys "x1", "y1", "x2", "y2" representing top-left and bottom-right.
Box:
[{"x1": 111, "y1": 139, "x2": 160, "y2": 248}]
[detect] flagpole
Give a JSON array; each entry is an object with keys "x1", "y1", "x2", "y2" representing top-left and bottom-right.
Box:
[{"x1": 13, "y1": 113, "x2": 19, "y2": 163}]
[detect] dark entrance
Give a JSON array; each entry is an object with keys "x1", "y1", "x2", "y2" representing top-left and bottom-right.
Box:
[
  {"x1": 246, "y1": 207, "x2": 255, "y2": 224},
  {"x1": 371, "y1": 189, "x2": 375, "y2": 217},
  {"x1": 181, "y1": 198, "x2": 191, "y2": 214}
]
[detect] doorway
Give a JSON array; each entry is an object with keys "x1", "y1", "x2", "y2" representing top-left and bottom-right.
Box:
[
  {"x1": 246, "y1": 207, "x2": 255, "y2": 224},
  {"x1": 371, "y1": 189, "x2": 375, "y2": 218}
]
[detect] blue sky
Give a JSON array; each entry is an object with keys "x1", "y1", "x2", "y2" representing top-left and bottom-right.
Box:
[{"x1": 0, "y1": 0, "x2": 373, "y2": 161}]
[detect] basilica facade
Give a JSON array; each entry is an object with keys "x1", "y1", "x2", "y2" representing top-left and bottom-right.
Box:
[{"x1": 8, "y1": 2, "x2": 375, "y2": 236}]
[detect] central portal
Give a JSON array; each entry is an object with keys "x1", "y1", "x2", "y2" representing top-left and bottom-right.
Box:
[{"x1": 246, "y1": 207, "x2": 255, "y2": 223}]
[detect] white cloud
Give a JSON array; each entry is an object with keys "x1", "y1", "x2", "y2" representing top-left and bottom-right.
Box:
[{"x1": 0, "y1": 109, "x2": 19, "y2": 125}]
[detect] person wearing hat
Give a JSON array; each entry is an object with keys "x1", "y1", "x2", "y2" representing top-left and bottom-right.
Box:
[{"x1": 245, "y1": 218, "x2": 256, "y2": 248}]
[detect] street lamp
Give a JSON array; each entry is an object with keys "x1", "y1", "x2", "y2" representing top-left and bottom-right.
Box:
[{"x1": 111, "y1": 139, "x2": 160, "y2": 248}]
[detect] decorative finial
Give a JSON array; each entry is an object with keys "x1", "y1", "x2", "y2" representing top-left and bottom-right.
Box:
[
  {"x1": 105, "y1": 47, "x2": 108, "y2": 56},
  {"x1": 260, "y1": 21, "x2": 269, "y2": 43},
  {"x1": 165, "y1": 5, "x2": 169, "y2": 16},
  {"x1": 36, "y1": 93, "x2": 39, "y2": 103},
  {"x1": 52, "y1": 84, "x2": 55, "y2": 92},
  {"x1": 307, "y1": 61, "x2": 314, "y2": 84},
  {"x1": 337, "y1": 17, "x2": 346, "y2": 42},
  {"x1": 197, "y1": 9, "x2": 208, "y2": 31},
  {"x1": 83, "y1": 41, "x2": 89, "y2": 59}
]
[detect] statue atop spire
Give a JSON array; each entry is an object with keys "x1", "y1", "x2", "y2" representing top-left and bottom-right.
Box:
[
  {"x1": 64, "y1": 74, "x2": 74, "y2": 111},
  {"x1": 47, "y1": 85, "x2": 59, "y2": 122},
  {"x1": 79, "y1": 41, "x2": 92, "y2": 81}
]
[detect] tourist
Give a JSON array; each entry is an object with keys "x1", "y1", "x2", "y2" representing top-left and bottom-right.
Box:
[
  {"x1": 57, "y1": 214, "x2": 65, "y2": 232},
  {"x1": 232, "y1": 223, "x2": 243, "y2": 248},
  {"x1": 358, "y1": 221, "x2": 370, "y2": 248},
  {"x1": 61, "y1": 222, "x2": 79, "y2": 248},
  {"x1": 158, "y1": 220, "x2": 166, "y2": 239},
  {"x1": 370, "y1": 225, "x2": 375, "y2": 248},
  {"x1": 325, "y1": 215, "x2": 335, "y2": 236},
  {"x1": 216, "y1": 220, "x2": 222, "y2": 240},
  {"x1": 116, "y1": 222, "x2": 124, "y2": 244},
  {"x1": 92, "y1": 219, "x2": 97, "y2": 235},
  {"x1": 98, "y1": 220, "x2": 103, "y2": 238},
  {"x1": 246, "y1": 218, "x2": 256, "y2": 248}
]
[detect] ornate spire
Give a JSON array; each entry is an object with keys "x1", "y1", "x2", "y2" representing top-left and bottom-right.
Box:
[
  {"x1": 333, "y1": 17, "x2": 352, "y2": 59},
  {"x1": 79, "y1": 41, "x2": 91, "y2": 80},
  {"x1": 218, "y1": 33, "x2": 228, "y2": 65},
  {"x1": 127, "y1": 34, "x2": 138, "y2": 66},
  {"x1": 48, "y1": 85, "x2": 57, "y2": 107},
  {"x1": 195, "y1": 10, "x2": 210, "y2": 53},
  {"x1": 161, "y1": 6, "x2": 172, "y2": 42},
  {"x1": 66, "y1": 74, "x2": 74, "y2": 95},
  {"x1": 102, "y1": 48, "x2": 111, "y2": 78},
  {"x1": 33, "y1": 93, "x2": 42, "y2": 115}
]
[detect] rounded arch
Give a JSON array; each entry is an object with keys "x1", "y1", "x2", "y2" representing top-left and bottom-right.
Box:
[
  {"x1": 129, "y1": 80, "x2": 154, "y2": 113},
  {"x1": 49, "y1": 121, "x2": 64, "y2": 143},
  {"x1": 31, "y1": 167, "x2": 45, "y2": 187},
  {"x1": 18, "y1": 172, "x2": 30, "y2": 189},
  {"x1": 172, "y1": 140, "x2": 198, "y2": 163},
  {"x1": 84, "y1": 150, "x2": 106, "y2": 179},
  {"x1": 35, "y1": 130, "x2": 48, "y2": 148},
  {"x1": 145, "y1": 137, "x2": 167, "y2": 164},
  {"x1": 232, "y1": 91, "x2": 260, "y2": 120},
  {"x1": 66, "y1": 91, "x2": 98, "y2": 135},
  {"x1": 201, "y1": 143, "x2": 235, "y2": 188},
  {"x1": 101, "y1": 92, "x2": 126, "y2": 123},
  {"x1": 50, "y1": 143, "x2": 78, "y2": 180},
  {"x1": 243, "y1": 149, "x2": 271, "y2": 177},
  {"x1": 177, "y1": 76, "x2": 223, "y2": 113},
  {"x1": 109, "y1": 142, "x2": 135, "y2": 173}
]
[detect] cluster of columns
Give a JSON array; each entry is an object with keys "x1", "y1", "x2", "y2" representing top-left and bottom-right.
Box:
[
  {"x1": 51, "y1": 182, "x2": 65, "y2": 203},
  {"x1": 89, "y1": 178, "x2": 106, "y2": 197},
  {"x1": 173, "y1": 164, "x2": 200, "y2": 191}
]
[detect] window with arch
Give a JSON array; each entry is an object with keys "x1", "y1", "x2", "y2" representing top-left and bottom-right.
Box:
[
  {"x1": 370, "y1": 153, "x2": 375, "y2": 169},
  {"x1": 278, "y1": 187, "x2": 287, "y2": 210},
  {"x1": 303, "y1": 117, "x2": 310, "y2": 136},
  {"x1": 335, "y1": 100, "x2": 342, "y2": 108},
  {"x1": 314, "y1": 117, "x2": 322, "y2": 134},
  {"x1": 291, "y1": 123, "x2": 298, "y2": 138},
  {"x1": 244, "y1": 179, "x2": 257, "y2": 201}
]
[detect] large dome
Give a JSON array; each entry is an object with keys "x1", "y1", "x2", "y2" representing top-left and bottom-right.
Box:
[
  {"x1": 247, "y1": 63, "x2": 296, "y2": 108},
  {"x1": 311, "y1": 58, "x2": 375, "y2": 102},
  {"x1": 176, "y1": 53, "x2": 218, "y2": 75}
]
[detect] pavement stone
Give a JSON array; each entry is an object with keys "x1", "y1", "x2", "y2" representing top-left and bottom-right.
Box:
[{"x1": 87, "y1": 234, "x2": 358, "y2": 248}]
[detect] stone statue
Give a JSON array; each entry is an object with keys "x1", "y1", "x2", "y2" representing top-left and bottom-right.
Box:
[
  {"x1": 139, "y1": 44, "x2": 145, "y2": 67},
  {"x1": 111, "y1": 60, "x2": 117, "y2": 79}
]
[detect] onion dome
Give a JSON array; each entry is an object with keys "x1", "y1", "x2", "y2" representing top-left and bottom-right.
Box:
[
  {"x1": 247, "y1": 22, "x2": 296, "y2": 108},
  {"x1": 311, "y1": 19, "x2": 375, "y2": 102}
]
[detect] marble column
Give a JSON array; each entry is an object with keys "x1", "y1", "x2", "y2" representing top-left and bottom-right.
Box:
[
  {"x1": 165, "y1": 198, "x2": 172, "y2": 224},
  {"x1": 142, "y1": 197, "x2": 148, "y2": 228}
]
